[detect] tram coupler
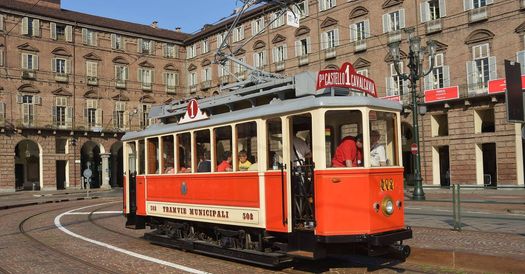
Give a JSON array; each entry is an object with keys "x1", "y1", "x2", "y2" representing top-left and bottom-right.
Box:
[
  {"x1": 125, "y1": 213, "x2": 146, "y2": 229},
  {"x1": 387, "y1": 243, "x2": 411, "y2": 260}
]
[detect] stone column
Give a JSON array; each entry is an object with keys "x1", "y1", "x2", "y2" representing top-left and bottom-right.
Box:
[{"x1": 100, "y1": 153, "x2": 111, "y2": 189}]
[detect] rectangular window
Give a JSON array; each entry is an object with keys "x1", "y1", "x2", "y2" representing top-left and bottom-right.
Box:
[
  {"x1": 325, "y1": 110, "x2": 364, "y2": 168},
  {"x1": 386, "y1": 62, "x2": 406, "y2": 96},
  {"x1": 293, "y1": 1, "x2": 309, "y2": 18},
  {"x1": 252, "y1": 17, "x2": 265, "y2": 36},
  {"x1": 21, "y1": 53, "x2": 38, "y2": 70},
  {"x1": 186, "y1": 44, "x2": 196, "y2": 58},
  {"x1": 425, "y1": 53, "x2": 450, "y2": 90},
  {"x1": 321, "y1": 29, "x2": 339, "y2": 49},
  {"x1": 115, "y1": 65, "x2": 128, "y2": 87},
  {"x1": 233, "y1": 25, "x2": 244, "y2": 42},
  {"x1": 140, "y1": 104, "x2": 151, "y2": 129},
  {"x1": 369, "y1": 111, "x2": 399, "y2": 167},
  {"x1": 138, "y1": 39, "x2": 154, "y2": 55},
  {"x1": 53, "y1": 58, "x2": 67, "y2": 74},
  {"x1": 431, "y1": 113, "x2": 449, "y2": 136},
  {"x1": 468, "y1": 43, "x2": 496, "y2": 92},
  {"x1": 267, "y1": 118, "x2": 282, "y2": 170},
  {"x1": 319, "y1": 0, "x2": 336, "y2": 11},
  {"x1": 82, "y1": 28, "x2": 97, "y2": 46},
  {"x1": 273, "y1": 45, "x2": 287, "y2": 63},
  {"x1": 54, "y1": 96, "x2": 68, "y2": 127},
  {"x1": 111, "y1": 34, "x2": 125, "y2": 50},
  {"x1": 138, "y1": 140, "x2": 145, "y2": 175},
  {"x1": 20, "y1": 95, "x2": 35, "y2": 126},
  {"x1": 189, "y1": 72, "x2": 197, "y2": 86},
  {"x1": 218, "y1": 61, "x2": 230, "y2": 77},
  {"x1": 254, "y1": 51, "x2": 266, "y2": 68},
  {"x1": 295, "y1": 37, "x2": 311, "y2": 57},
  {"x1": 202, "y1": 67, "x2": 211, "y2": 82},
  {"x1": 215, "y1": 126, "x2": 233, "y2": 172},
  {"x1": 22, "y1": 17, "x2": 40, "y2": 37},
  {"x1": 147, "y1": 138, "x2": 159, "y2": 174},
  {"x1": 236, "y1": 122, "x2": 258, "y2": 171},
  {"x1": 383, "y1": 9, "x2": 405, "y2": 33},
  {"x1": 202, "y1": 39, "x2": 209, "y2": 53},
  {"x1": 421, "y1": 0, "x2": 446, "y2": 22},
  {"x1": 138, "y1": 68, "x2": 153, "y2": 89},
  {"x1": 161, "y1": 135, "x2": 175, "y2": 174},
  {"x1": 271, "y1": 12, "x2": 285, "y2": 28},
  {"x1": 85, "y1": 99, "x2": 99, "y2": 128},
  {"x1": 165, "y1": 71, "x2": 179, "y2": 93},
  {"x1": 196, "y1": 130, "x2": 211, "y2": 173},
  {"x1": 165, "y1": 43, "x2": 177, "y2": 58},
  {"x1": 113, "y1": 101, "x2": 127, "y2": 129},
  {"x1": 0, "y1": 101, "x2": 5, "y2": 126},
  {"x1": 177, "y1": 133, "x2": 192, "y2": 173}
]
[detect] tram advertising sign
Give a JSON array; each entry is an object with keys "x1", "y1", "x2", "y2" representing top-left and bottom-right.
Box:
[
  {"x1": 424, "y1": 86, "x2": 459, "y2": 103},
  {"x1": 316, "y1": 62, "x2": 377, "y2": 97}
]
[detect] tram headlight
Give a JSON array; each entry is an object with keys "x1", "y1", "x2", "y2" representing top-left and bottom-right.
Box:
[{"x1": 381, "y1": 196, "x2": 394, "y2": 216}]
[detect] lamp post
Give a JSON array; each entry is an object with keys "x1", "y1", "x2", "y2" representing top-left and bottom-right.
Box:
[{"x1": 388, "y1": 29, "x2": 436, "y2": 201}]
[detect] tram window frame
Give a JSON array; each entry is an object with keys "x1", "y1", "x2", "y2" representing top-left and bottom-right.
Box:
[
  {"x1": 147, "y1": 137, "x2": 160, "y2": 174},
  {"x1": 195, "y1": 129, "x2": 211, "y2": 173},
  {"x1": 267, "y1": 118, "x2": 283, "y2": 170},
  {"x1": 215, "y1": 125, "x2": 233, "y2": 172},
  {"x1": 236, "y1": 121, "x2": 258, "y2": 171},
  {"x1": 126, "y1": 142, "x2": 137, "y2": 174},
  {"x1": 161, "y1": 135, "x2": 175, "y2": 174},
  {"x1": 177, "y1": 132, "x2": 192, "y2": 173},
  {"x1": 369, "y1": 110, "x2": 399, "y2": 167},
  {"x1": 138, "y1": 139, "x2": 145, "y2": 174},
  {"x1": 325, "y1": 109, "x2": 364, "y2": 168}
]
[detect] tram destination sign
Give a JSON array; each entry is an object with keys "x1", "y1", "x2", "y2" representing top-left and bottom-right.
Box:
[{"x1": 316, "y1": 62, "x2": 377, "y2": 97}]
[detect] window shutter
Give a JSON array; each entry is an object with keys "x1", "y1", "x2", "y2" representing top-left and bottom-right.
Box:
[
  {"x1": 0, "y1": 102, "x2": 5, "y2": 123},
  {"x1": 0, "y1": 15, "x2": 4, "y2": 31},
  {"x1": 65, "y1": 26, "x2": 72, "y2": 42},
  {"x1": 0, "y1": 48, "x2": 3, "y2": 66},
  {"x1": 138, "y1": 68, "x2": 143, "y2": 83},
  {"x1": 66, "y1": 60, "x2": 71, "y2": 74},
  {"x1": 34, "y1": 55, "x2": 38, "y2": 70},
  {"x1": 50, "y1": 22, "x2": 56, "y2": 39},
  {"x1": 35, "y1": 96, "x2": 42, "y2": 105},
  {"x1": 93, "y1": 32, "x2": 98, "y2": 46},
  {"x1": 272, "y1": 48, "x2": 277, "y2": 63},
  {"x1": 82, "y1": 28, "x2": 88, "y2": 44},
  {"x1": 439, "y1": 0, "x2": 447, "y2": 17},
  {"x1": 319, "y1": 0, "x2": 326, "y2": 11},
  {"x1": 334, "y1": 29, "x2": 339, "y2": 46},
  {"x1": 137, "y1": 38, "x2": 143, "y2": 53},
  {"x1": 306, "y1": 37, "x2": 311, "y2": 54},
  {"x1": 111, "y1": 34, "x2": 117, "y2": 49},
  {"x1": 151, "y1": 70, "x2": 155, "y2": 84},
  {"x1": 382, "y1": 14, "x2": 389, "y2": 33},
  {"x1": 251, "y1": 20, "x2": 256, "y2": 36},
  {"x1": 320, "y1": 32, "x2": 326, "y2": 50},
  {"x1": 95, "y1": 109, "x2": 102, "y2": 127},
  {"x1": 350, "y1": 23, "x2": 356, "y2": 42},
  {"x1": 424, "y1": 74, "x2": 432, "y2": 91},
  {"x1": 123, "y1": 111, "x2": 129, "y2": 129},
  {"x1": 66, "y1": 106, "x2": 73, "y2": 127},
  {"x1": 399, "y1": 9, "x2": 405, "y2": 29},
  {"x1": 163, "y1": 44, "x2": 167, "y2": 57},
  {"x1": 402, "y1": 79, "x2": 408, "y2": 96},
  {"x1": 21, "y1": 17, "x2": 28, "y2": 35},
  {"x1": 443, "y1": 66, "x2": 450, "y2": 87},
  {"x1": 517, "y1": 50, "x2": 525, "y2": 74},
  {"x1": 52, "y1": 58, "x2": 57, "y2": 72},
  {"x1": 420, "y1": 1, "x2": 429, "y2": 23},
  {"x1": 21, "y1": 53, "x2": 27, "y2": 69},
  {"x1": 464, "y1": 0, "x2": 472, "y2": 11},
  {"x1": 150, "y1": 41, "x2": 155, "y2": 55},
  {"x1": 53, "y1": 106, "x2": 57, "y2": 124},
  {"x1": 385, "y1": 77, "x2": 392, "y2": 96},
  {"x1": 466, "y1": 61, "x2": 477, "y2": 91},
  {"x1": 283, "y1": 44, "x2": 288, "y2": 60},
  {"x1": 33, "y1": 19, "x2": 40, "y2": 37},
  {"x1": 487, "y1": 0, "x2": 493, "y2": 4},
  {"x1": 294, "y1": 40, "x2": 300, "y2": 57},
  {"x1": 364, "y1": 20, "x2": 370, "y2": 38},
  {"x1": 488, "y1": 56, "x2": 497, "y2": 80}
]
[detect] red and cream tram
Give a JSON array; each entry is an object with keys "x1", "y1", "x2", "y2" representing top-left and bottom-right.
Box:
[{"x1": 122, "y1": 67, "x2": 412, "y2": 266}]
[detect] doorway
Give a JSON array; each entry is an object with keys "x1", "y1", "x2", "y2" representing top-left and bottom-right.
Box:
[
  {"x1": 482, "y1": 143, "x2": 497, "y2": 187},
  {"x1": 56, "y1": 160, "x2": 67, "y2": 190},
  {"x1": 438, "y1": 146, "x2": 450, "y2": 187}
]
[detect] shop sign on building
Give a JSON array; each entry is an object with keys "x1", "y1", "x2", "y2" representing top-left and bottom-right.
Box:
[
  {"x1": 488, "y1": 75, "x2": 525, "y2": 94},
  {"x1": 424, "y1": 86, "x2": 459, "y2": 103}
]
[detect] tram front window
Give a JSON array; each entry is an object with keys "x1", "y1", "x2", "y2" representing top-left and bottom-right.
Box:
[
  {"x1": 369, "y1": 110, "x2": 398, "y2": 167},
  {"x1": 325, "y1": 110, "x2": 364, "y2": 168}
]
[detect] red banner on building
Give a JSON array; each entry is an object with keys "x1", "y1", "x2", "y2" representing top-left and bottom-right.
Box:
[
  {"x1": 424, "y1": 86, "x2": 459, "y2": 103},
  {"x1": 316, "y1": 62, "x2": 377, "y2": 97},
  {"x1": 488, "y1": 75, "x2": 525, "y2": 94}
]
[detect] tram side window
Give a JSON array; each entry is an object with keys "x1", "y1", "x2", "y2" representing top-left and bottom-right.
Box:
[
  {"x1": 325, "y1": 110, "x2": 364, "y2": 168},
  {"x1": 138, "y1": 140, "x2": 145, "y2": 174},
  {"x1": 147, "y1": 138, "x2": 159, "y2": 174},
  {"x1": 127, "y1": 142, "x2": 137, "y2": 174},
  {"x1": 215, "y1": 126, "x2": 233, "y2": 172},
  {"x1": 369, "y1": 111, "x2": 398, "y2": 167},
  {"x1": 195, "y1": 130, "x2": 211, "y2": 173},
  {"x1": 236, "y1": 122, "x2": 257, "y2": 171},
  {"x1": 178, "y1": 133, "x2": 192, "y2": 173},
  {"x1": 267, "y1": 118, "x2": 283, "y2": 170},
  {"x1": 161, "y1": 135, "x2": 174, "y2": 174}
]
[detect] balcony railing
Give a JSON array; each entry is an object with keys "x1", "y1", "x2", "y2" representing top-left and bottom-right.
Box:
[
  {"x1": 425, "y1": 19, "x2": 442, "y2": 34},
  {"x1": 54, "y1": 73, "x2": 68, "y2": 83},
  {"x1": 166, "y1": 85, "x2": 177, "y2": 94},
  {"x1": 388, "y1": 30, "x2": 402, "y2": 43},
  {"x1": 189, "y1": 84, "x2": 197, "y2": 93},
  {"x1": 275, "y1": 61, "x2": 285, "y2": 72},
  {"x1": 142, "y1": 82, "x2": 152, "y2": 91},
  {"x1": 116, "y1": 79, "x2": 127, "y2": 89},
  {"x1": 298, "y1": 55, "x2": 309, "y2": 66},
  {"x1": 235, "y1": 72, "x2": 246, "y2": 80},
  {"x1": 324, "y1": 48, "x2": 336, "y2": 60},
  {"x1": 87, "y1": 76, "x2": 98, "y2": 86},
  {"x1": 219, "y1": 75, "x2": 230, "y2": 84},
  {"x1": 355, "y1": 39, "x2": 367, "y2": 52},
  {"x1": 201, "y1": 80, "x2": 212, "y2": 90},
  {"x1": 469, "y1": 6, "x2": 488, "y2": 23},
  {"x1": 21, "y1": 70, "x2": 36, "y2": 79}
]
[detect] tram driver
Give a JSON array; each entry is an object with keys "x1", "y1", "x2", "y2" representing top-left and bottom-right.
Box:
[{"x1": 370, "y1": 130, "x2": 387, "y2": 167}]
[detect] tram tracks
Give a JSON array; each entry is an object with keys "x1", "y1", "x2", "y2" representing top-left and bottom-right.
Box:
[
  {"x1": 18, "y1": 203, "x2": 122, "y2": 274},
  {"x1": 87, "y1": 203, "x2": 140, "y2": 241}
]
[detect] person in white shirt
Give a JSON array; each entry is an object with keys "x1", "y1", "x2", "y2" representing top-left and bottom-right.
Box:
[
  {"x1": 370, "y1": 130, "x2": 387, "y2": 167},
  {"x1": 292, "y1": 136, "x2": 311, "y2": 166}
]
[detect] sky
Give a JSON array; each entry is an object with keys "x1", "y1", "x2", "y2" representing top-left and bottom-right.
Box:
[{"x1": 61, "y1": 0, "x2": 242, "y2": 34}]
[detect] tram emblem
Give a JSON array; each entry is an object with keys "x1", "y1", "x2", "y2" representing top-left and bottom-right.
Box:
[
  {"x1": 178, "y1": 99, "x2": 209, "y2": 124},
  {"x1": 380, "y1": 178, "x2": 394, "y2": 191},
  {"x1": 181, "y1": 181, "x2": 188, "y2": 195}
]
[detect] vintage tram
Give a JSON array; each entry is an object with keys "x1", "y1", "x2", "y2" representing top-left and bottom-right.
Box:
[{"x1": 122, "y1": 68, "x2": 412, "y2": 266}]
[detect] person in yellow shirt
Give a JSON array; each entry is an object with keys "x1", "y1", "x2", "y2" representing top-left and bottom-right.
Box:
[{"x1": 238, "y1": 150, "x2": 252, "y2": 171}]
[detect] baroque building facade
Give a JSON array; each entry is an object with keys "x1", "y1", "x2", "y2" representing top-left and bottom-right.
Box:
[{"x1": 1, "y1": 0, "x2": 524, "y2": 191}]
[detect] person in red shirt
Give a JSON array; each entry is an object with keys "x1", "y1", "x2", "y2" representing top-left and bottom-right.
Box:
[
  {"x1": 217, "y1": 151, "x2": 233, "y2": 172},
  {"x1": 332, "y1": 134, "x2": 363, "y2": 167}
]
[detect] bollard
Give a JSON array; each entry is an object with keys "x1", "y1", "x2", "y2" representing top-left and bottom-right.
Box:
[{"x1": 452, "y1": 184, "x2": 462, "y2": 231}]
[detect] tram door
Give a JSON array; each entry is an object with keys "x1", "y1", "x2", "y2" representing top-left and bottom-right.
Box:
[
  {"x1": 125, "y1": 143, "x2": 141, "y2": 228},
  {"x1": 290, "y1": 115, "x2": 315, "y2": 230}
]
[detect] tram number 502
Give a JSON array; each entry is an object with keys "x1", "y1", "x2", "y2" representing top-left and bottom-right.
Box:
[
  {"x1": 242, "y1": 212, "x2": 254, "y2": 221},
  {"x1": 380, "y1": 178, "x2": 395, "y2": 191}
]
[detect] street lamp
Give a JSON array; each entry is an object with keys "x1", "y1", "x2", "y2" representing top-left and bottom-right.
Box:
[{"x1": 388, "y1": 29, "x2": 436, "y2": 201}]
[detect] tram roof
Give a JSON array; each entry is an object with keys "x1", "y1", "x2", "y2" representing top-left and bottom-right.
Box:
[{"x1": 122, "y1": 94, "x2": 402, "y2": 141}]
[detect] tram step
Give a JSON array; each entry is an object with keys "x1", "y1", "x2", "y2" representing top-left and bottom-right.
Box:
[{"x1": 286, "y1": 250, "x2": 314, "y2": 259}]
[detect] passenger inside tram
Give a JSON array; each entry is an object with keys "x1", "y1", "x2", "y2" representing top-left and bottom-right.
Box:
[
  {"x1": 238, "y1": 150, "x2": 252, "y2": 171},
  {"x1": 217, "y1": 151, "x2": 233, "y2": 172},
  {"x1": 197, "y1": 151, "x2": 211, "y2": 173},
  {"x1": 370, "y1": 130, "x2": 387, "y2": 167}
]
